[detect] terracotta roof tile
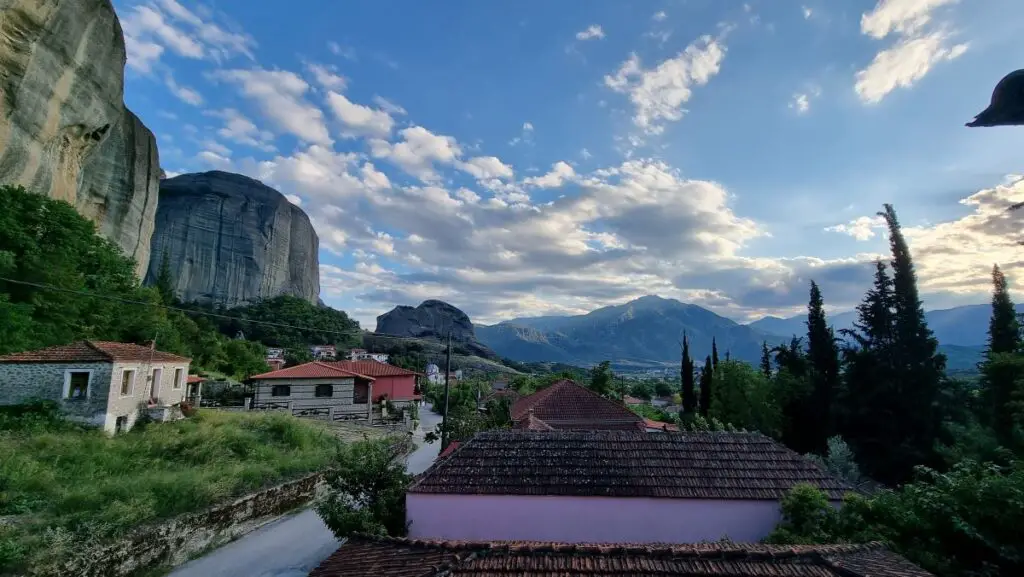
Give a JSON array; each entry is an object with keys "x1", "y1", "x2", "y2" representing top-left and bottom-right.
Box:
[
  {"x1": 330, "y1": 360, "x2": 422, "y2": 377},
  {"x1": 409, "y1": 430, "x2": 854, "y2": 500},
  {"x1": 249, "y1": 361, "x2": 374, "y2": 381},
  {"x1": 643, "y1": 418, "x2": 680, "y2": 432},
  {"x1": 0, "y1": 341, "x2": 190, "y2": 364},
  {"x1": 511, "y1": 380, "x2": 645, "y2": 431},
  {"x1": 438, "y1": 441, "x2": 461, "y2": 459},
  {"x1": 310, "y1": 536, "x2": 933, "y2": 577},
  {"x1": 515, "y1": 412, "x2": 555, "y2": 431}
]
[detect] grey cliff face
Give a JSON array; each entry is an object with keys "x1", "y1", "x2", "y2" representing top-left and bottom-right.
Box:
[
  {"x1": 376, "y1": 300, "x2": 498, "y2": 358},
  {"x1": 144, "y1": 171, "x2": 321, "y2": 308},
  {"x1": 0, "y1": 0, "x2": 159, "y2": 278}
]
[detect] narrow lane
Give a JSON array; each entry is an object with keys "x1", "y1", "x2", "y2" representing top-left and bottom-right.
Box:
[{"x1": 167, "y1": 404, "x2": 444, "y2": 577}]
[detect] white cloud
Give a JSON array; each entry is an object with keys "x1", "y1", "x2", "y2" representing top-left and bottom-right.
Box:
[
  {"x1": 855, "y1": 31, "x2": 968, "y2": 104},
  {"x1": 121, "y1": 1, "x2": 256, "y2": 71},
  {"x1": 370, "y1": 126, "x2": 462, "y2": 182},
  {"x1": 825, "y1": 216, "x2": 886, "y2": 241},
  {"x1": 326, "y1": 91, "x2": 395, "y2": 139},
  {"x1": 523, "y1": 122, "x2": 534, "y2": 132},
  {"x1": 854, "y1": 0, "x2": 966, "y2": 104},
  {"x1": 576, "y1": 25, "x2": 606, "y2": 41},
  {"x1": 197, "y1": 150, "x2": 232, "y2": 169},
  {"x1": 212, "y1": 68, "x2": 332, "y2": 145},
  {"x1": 373, "y1": 96, "x2": 407, "y2": 116},
  {"x1": 200, "y1": 140, "x2": 233, "y2": 157},
  {"x1": 788, "y1": 85, "x2": 820, "y2": 114},
  {"x1": 306, "y1": 62, "x2": 347, "y2": 91},
  {"x1": 524, "y1": 161, "x2": 576, "y2": 188},
  {"x1": 653, "y1": 11, "x2": 667, "y2": 21},
  {"x1": 580, "y1": 148, "x2": 593, "y2": 160},
  {"x1": 207, "y1": 108, "x2": 276, "y2": 151},
  {"x1": 604, "y1": 35, "x2": 726, "y2": 134},
  {"x1": 458, "y1": 156, "x2": 514, "y2": 180},
  {"x1": 328, "y1": 42, "x2": 358, "y2": 61},
  {"x1": 165, "y1": 74, "x2": 203, "y2": 105},
  {"x1": 803, "y1": 6, "x2": 813, "y2": 19}
]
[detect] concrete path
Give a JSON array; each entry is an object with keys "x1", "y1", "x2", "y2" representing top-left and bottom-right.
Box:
[{"x1": 168, "y1": 405, "x2": 444, "y2": 577}]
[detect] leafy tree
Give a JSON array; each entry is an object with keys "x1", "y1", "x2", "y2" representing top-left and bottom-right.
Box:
[
  {"x1": 987, "y1": 264, "x2": 1020, "y2": 355},
  {"x1": 980, "y1": 264, "x2": 1024, "y2": 447},
  {"x1": 806, "y1": 281, "x2": 841, "y2": 455},
  {"x1": 220, "y1": 339, "x2": 269, "y2": 380},
  {"x1": 680, "y1": 334, "x2": 697, "y2": 415},
  {"x1": 698, "y1": 355, "x2": 712, "y2": 417},
  {"x1": 806, "y1": 436, "x2": 864, "y2": 488},
  {"x1": 710, "y1": 359, "x2": 780, "y2": 436},
  {"x1": 284, "y1": 347, "x2": 313, "y2": 368},
  {"x1": 629, "y1": 380, "x2": 654, "y2": 400},
  {"x1": 589, "y1": 360, "x2": 615, "y2": 397},
  {"x1": 760, "y1": 341, "x2": 772, "y2": 379},
  {"x1": 316, "y1": 438, "x2": 413, "y2": 538},
  {"x1": 653, "y1": 380, "x2": 675, "y2": 398}
]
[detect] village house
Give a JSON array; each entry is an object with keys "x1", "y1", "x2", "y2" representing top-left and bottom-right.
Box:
[
  {"x1": 406, "y1": 430, "x2": 852, "y2": 543},
  {"x1": 310, "y1": 345, "x2": 337, "y2": 360},
  {"x1": 309, "y1": 535, "x2": 933, "y2": 577},
  {"x1": 347, "y1": 348, "x2": 390, "y2": 363},
  {"x1": 248, "y1": 362, "x2": 374, "y2": 421},
  {"x1": 510, "y1": 379, "x2": 646, "y2": 431},
  {"x1": 0, "y1": 341, "x2": 192, "y2": 434},
  {"x1": 332, "y1": 360, "x2": 421, "y2": 406}
]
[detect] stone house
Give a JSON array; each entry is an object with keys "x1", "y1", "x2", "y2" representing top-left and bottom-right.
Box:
[
  {"x1": 248, "y1": 361, "x2": 375, "y2": 421},
  {"x1": 0, "y1": 341, "x2": 192, "y2": 434},
  {"x1": 406, "y1": 430, "x2": 853, "y2": 543}
]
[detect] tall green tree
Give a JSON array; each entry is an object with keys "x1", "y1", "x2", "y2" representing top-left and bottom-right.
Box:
[
  {"x1": 711, "y1": 359, "x2": 781, "y2": 436},
  {"x1": 980, "y1": 264, "x2": 1024, "y2": 446},
  {"x1": 712, "y1": 337, "x2": 720, "y2": 371},
  {"x1": 699, "y1": 355, "x2": 713, "y2": 417},
  {"x1": 987, "y1": 264, "x2": 1020, "y2": 355},
  {"x1": 760, "y1": 341, "x2": 773, "y2": 379},
  {"x1": 589, "y1": 360, "x2": 615, "y2": 397},
  {"x1": 806, "y1": 281, "x2": 841, "y2": 455},
  {"x1": 681, "y1": 334, "x2": 697, "y2": 415},
  {"x1": 154, "y1": 250, "x2": 175, "y2": 305},
  {"x1": 772, "y1": 336, "x2": 816, "y2": 454}
]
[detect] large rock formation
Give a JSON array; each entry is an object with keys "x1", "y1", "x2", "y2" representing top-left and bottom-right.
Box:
[
  {"x1": 144, "y1": 171, "x2": 320, "y2": 307},
  {"x1": 376, "y1": 300, "x2": 497, "y2": 358},
  {"x1": 0, "y1": 0, "x2": 160, "y2": 277}
]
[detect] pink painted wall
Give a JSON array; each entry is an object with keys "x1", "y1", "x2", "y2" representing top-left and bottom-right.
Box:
[
  {"x1": 372, "y1": 375, "x2": 417, "y2": 402},
  {"x1": 407, "y1": 494, "x2": 838, "y2": 543}
]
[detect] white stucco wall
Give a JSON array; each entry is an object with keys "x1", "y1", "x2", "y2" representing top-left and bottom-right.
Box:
[{"x1": 406, "y1": 493, "x2": 835, "y2": 543}]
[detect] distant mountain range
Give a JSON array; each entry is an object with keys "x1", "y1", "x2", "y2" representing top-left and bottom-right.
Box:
[
  {"x1": 475, "y1": 295, "x2": 785, "y2": 369},
  {"x1": 475, "y1": 296, "x2": 1005, "y2": 373}
]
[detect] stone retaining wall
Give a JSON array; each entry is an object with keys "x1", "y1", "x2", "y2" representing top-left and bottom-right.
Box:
[{"x1": 33, "y1": 473, "x2": 323, "y2": 577}]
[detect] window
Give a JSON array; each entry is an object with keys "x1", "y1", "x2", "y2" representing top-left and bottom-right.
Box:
[
  {"x1": 65, "y1": 371, "x2": 91, "y2": 399},
  {"x1": 173, "y1": 368, "x2": 183, "y2": 389},
  {"x1": 315, "y1": 384, "x2": 333, "y2": 398},
  {"x1": 271, "y1": 385, "x2": 291, "y2": 397},
  {"x1": 120, "y1": 370, "x2": 136, "y2": 396},
  {"x1": 353, "y1": 382, "x2": 369, "y2": 404},
  {"x1": 151, "y1": 368, "x2": 162, "y2": 399}
]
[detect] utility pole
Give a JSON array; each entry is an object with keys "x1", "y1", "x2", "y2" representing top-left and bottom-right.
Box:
[{"x1": 440, "y1": 330, "x2": 452, "y2": 451}]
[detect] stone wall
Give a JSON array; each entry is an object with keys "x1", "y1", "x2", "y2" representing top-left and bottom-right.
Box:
[
  {"x1": 0, "y1": 361, "x2": 111, "y2": 427},
  {"x1": 33, "y1": 473, "x2": 323, "y2": 577}
]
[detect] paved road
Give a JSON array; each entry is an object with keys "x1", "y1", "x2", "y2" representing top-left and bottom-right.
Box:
[{"x1": 168, "y1": 405, "x2": 444, "y2": 577}]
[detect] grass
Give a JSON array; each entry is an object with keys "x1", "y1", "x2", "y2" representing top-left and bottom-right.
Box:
[{"x1": 0, "y1": 403, "x2": 343, "y2": 574}]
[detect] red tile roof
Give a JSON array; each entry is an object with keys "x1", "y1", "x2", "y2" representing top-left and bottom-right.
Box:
[
  {"x1": 644, "y1": 418, "x2": 680, "y2": 432},
  {"x1": 410, "y1": 430, "x2": 854, "y2": 500},
  {"x1": 329, "y1": 360, "x2": 422, "y2": 377},
  {"x1": 249, "y1": 361, "x2": 374, "y2": 381},
  {"x1": 0, "y1": 341, "x2": 190, "y2": 364},
  {"x1": 511, "y1": 379, "x2": 645, "y2": 431},
  {"x1": 186, "y1": 375, "x2": 205, "y2": 384},
  {"x1": 310, "y1": 536, "x2": 934, "y2": 577},
  {"x1": 515, "y1": 411, "x2": 555, "y2": 431}
]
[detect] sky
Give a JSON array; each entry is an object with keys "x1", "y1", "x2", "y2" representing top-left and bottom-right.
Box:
[{"x1": 114, "y1": 0, "x2": 1024, "y2": 329}]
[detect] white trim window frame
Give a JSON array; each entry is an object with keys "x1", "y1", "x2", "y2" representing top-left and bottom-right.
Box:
[
  {"x1": 172, "y1": 367, "x2": 184, "y2": 389},
  {"x1": 119, "y1": 369, "x2": 137, "y2": 398},
  {"x1": 62, "y1": 369, "x2": 94, "y2": 400}
]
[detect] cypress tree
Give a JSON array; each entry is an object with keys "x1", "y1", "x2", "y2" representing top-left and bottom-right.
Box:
[
  {"x1": 155, "y1": 250, "x2": 175, "y2": 306},
  {"x1": 699, "y1": 355, "x2": 713, "y2": 417},
  {"x1": 981, "y1": 263, "x2": 1023, "y2": 444},
  {"x1": 681, "y1": 334, "x2": 697, "y2": 414},
  {"x1": 712, "y1": 338, "x2": 719, "y2": 371},
  {"x1": 987, "y1": 264, "x2": 1020, "y2": 355},
  {"x1": 759, "y1": 341, "x2": 772, "y2": 379},
  {"x1": 806, "y1": 281, "x2": 841, "y2": 455}
]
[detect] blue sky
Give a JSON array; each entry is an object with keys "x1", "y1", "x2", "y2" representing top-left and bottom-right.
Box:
[{"x1": 114, "y1": 0, "x2": 1024, "y2": 328}]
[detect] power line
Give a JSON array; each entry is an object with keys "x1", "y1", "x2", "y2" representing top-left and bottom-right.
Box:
[{"x1": 0, "y1": 276, "x2": 438, "y2": 343}]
